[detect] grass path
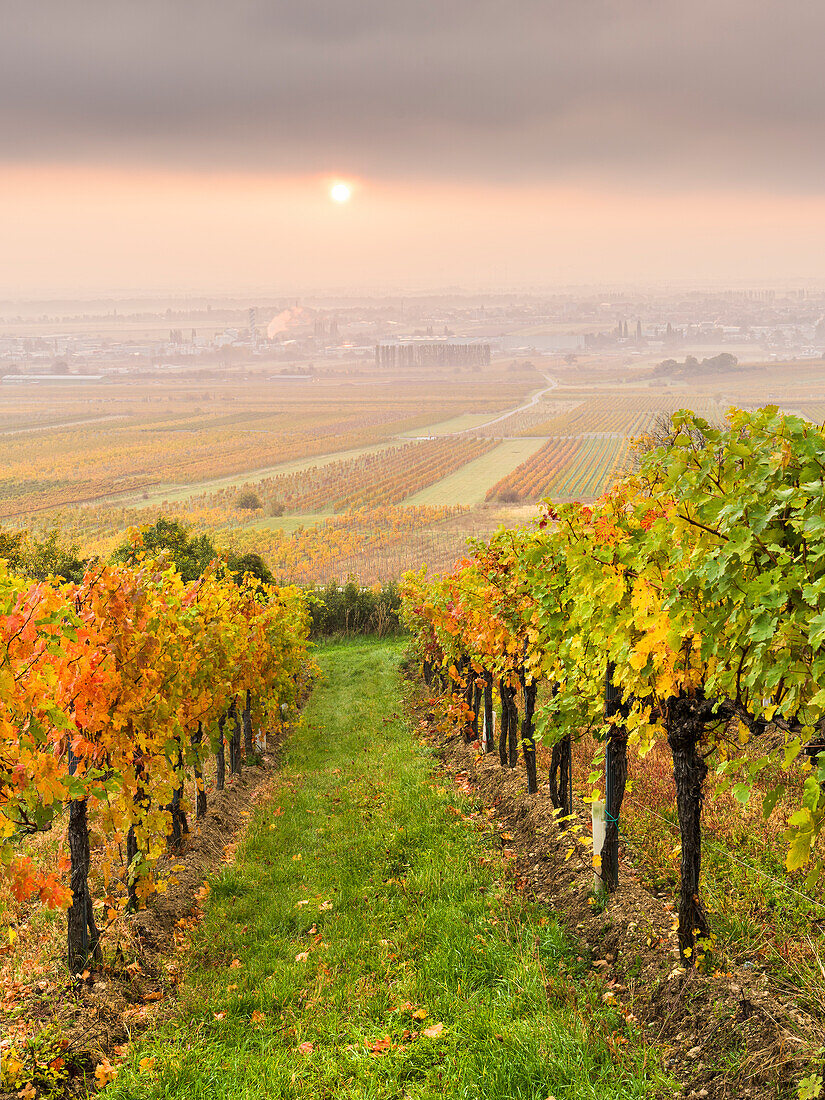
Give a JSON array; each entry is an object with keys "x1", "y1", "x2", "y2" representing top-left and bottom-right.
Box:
[
  {"x1": 107, "y1": 640, "x2": 671, "y2": 1100},
  {"x1": 405, "y1": 438, "x2": 548, "y2": 506}
]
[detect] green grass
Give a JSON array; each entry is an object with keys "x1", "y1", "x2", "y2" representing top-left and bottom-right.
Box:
[
  {"x1": 405, "y1": 439, "x2": 548, "y2": 506},
  {"x1": 397, "y1": 413, "x2": 497, "y2": 437},
  {"x1": 106, "y1": 639, "x2": 672, "y2": 1100}
]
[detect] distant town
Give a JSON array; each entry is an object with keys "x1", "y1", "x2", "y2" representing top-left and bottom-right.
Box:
[{"x1": 3, "y1": 287, "x2": 825, "y2": 382}]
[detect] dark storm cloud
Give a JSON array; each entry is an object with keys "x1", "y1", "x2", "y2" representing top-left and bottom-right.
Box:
[{"x1": 2, "y1": 0, "x2": 824, "y2": 187}]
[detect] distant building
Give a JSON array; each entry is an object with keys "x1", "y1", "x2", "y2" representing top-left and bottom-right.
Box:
[{"x1": 1, "y1": 374, "x2": 105, "y2": 383}]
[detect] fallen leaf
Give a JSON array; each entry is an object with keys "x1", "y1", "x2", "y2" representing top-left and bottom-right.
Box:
[
  {"x1": 213, "y1": 1011, "x2": 227, "y2": 1020},
  {"x1": 94, "y1": 1059, "x2": 118, "y2": 1086},
  {"x1": 368, "y1": 1035, "x2": 393, "y2": 1055},
  {"x1": 251, "y1": 1010, "x2": 265, "y2": 1024},
  {"x1": 138, "y1": 1056, "x2": 156, "y2": 1073},
  {"x1": 298, "y1": 1041, "x2": 314, "y2": 1055},
  {"x1": 295, "y1": 951, "x2": 310, "y2": 962},
  {"x1": 412, "y1": 1008, "x2": 428, "y2": 1020},
  {"x1": 423, "y1": 1023, "x2": 445, "y2": 1038},
  {"x1": 319, "y1": 901, "x2": 333, "y2": 911},
  {"x1": 229, "y1": 959, "x2": 242, "y2": 969},
  {"x1": 500, "y1": 832, "x2": 514, "y2": 841}
]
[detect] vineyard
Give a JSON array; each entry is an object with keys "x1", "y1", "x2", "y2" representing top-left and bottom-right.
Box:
[
  {"x1": 0, "y1": 552, "x2": 312, "y2": 976},
  {"x1": 487, "y1": 435, "x2": 632, "y2": 502},
  {"x1": 3, "y1": 403, "x2": 825, "y2": 1100},
  {"x1": 0, "y1": 409, "x2": 421, "y2": 519},
  {"x1": 475, "y1": 398, "x2": 583, "y2": 436},
  {"x1": 0, "y1": 372, "x2": 536, "y2": 521},
  {"x1": 187, "y1": 436, "x2": 498, "y2": 517},
  {"x1": 402, "y1": 407, "x2": 825, "y2": 979},
  {"x1": 215, "y1": 505, "x2": 498, "y2": 584},
  {"x1": 525, "y1": 395, "x2": 726, "y2": 438}
]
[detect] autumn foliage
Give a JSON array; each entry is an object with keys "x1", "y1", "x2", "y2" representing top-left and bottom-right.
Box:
[
  {"x1": 0, "y1": 547, "x2": 312, "y2": 939},
  {"x1": 404, "y1": 407, "x2": 825, "y2": 961}
]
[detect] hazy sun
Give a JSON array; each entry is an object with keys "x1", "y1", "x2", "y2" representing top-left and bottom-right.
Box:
[{"x1": 330, "y1": 181, "x2": 352, "y2": 203}]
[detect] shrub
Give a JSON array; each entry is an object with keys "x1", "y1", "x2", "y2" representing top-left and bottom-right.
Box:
[{"x1": 236, "y1": 490, "x2": 263, "y2": 511}]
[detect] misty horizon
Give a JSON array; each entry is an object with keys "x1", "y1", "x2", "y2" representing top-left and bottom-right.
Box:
[{"x1": 3, "y1": 2, "x2": 825, "y2": 294}]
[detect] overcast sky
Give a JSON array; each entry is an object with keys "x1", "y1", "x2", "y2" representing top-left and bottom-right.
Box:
[{"x1": 2, "y1": 1, "x2": 824, "y2": 292}]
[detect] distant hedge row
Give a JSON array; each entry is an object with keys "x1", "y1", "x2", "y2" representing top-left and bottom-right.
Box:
[{"x1": 305, "y1": 580, "x2": 403, "y2": 638}]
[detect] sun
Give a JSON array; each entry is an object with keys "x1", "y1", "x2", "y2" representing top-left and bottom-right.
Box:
[{"x1": 330, "y1": 181, "x2": 352, "y2": 203}]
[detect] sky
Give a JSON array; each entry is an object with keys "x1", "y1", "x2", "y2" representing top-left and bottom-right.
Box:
[{"x1": 2, "y1": 0, "x2": 825, "y2": 295}]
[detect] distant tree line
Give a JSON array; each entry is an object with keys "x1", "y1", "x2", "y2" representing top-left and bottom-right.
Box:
[
  {"x1": 375, "y1": 343, "x2": 490, "y2": 369},
  {"x1": 653, "y1": 352, "x2": 738, "y2": 377}
]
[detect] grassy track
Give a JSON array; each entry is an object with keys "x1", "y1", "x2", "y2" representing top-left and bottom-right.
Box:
[
  {"x1": 405, "y1": 439, "x2": 548, "y2": 506},
  {"x1": 106, "y1": 640, "x2": 671, "y2": 1100}
]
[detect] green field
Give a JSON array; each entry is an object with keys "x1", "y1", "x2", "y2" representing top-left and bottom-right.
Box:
[
  {"x1": 405, "y1": 438, "x2": 548, "y2": 506},
  {"x1": 398, "y1": 412, "x2": 498, "y2": 437}
]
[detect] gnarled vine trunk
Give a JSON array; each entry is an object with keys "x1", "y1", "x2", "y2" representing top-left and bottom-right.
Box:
[
  {"x1": 462, "y1": 660, "x2": 476, "y2": 743},
  {"x1": 472, "y1": 678, "x2": 482, "y2": 743},
  {"x1": 229, "y1": 698, "x2": 242, "y2": 775},
  {"x1": 548, "y1": 733, "x2": 573, "y2": 828},
  {"x1": 243, "y1": 689, "x2": 254, "y2": 757},
  {"x1": 192, "y1": 722, "x2": 207, "y2": 820},
  {"x1": 167, "y1": 748, "x2": 188, "y2": 854},
  {"x1": 126, "y1": 750, "x2": 150, "y2": 912},
  {"x1": 67, "y1": 793, "x2": 101, "y2": 972},
  {"x1": 483, "y1": 672, "x2": 494, "y2": 754},
  {"x1": 498, "y1": 680, "x2": 518, "y2": 767},
  {"x1": 216, "y1": 714, "x2": 226, "y2": 791},
  {"x1": 519, "y1": 672, "x2": 538, "y2": 794},
  {"x1": 665, "y1": 692, "x2": 715, "y2": 964},
  {"x1": 603, "y1": 662, "x2": 630, "y2": 892}
]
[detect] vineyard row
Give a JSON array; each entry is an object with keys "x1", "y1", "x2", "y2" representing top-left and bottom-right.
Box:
[
  {"x1": 0, "y1": 557, "x2": 312, "y2": 969},
  {"x1": 403, "y1": 406, "x2": 825, "y2": 965}
]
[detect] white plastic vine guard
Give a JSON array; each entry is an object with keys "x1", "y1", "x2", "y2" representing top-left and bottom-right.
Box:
[{"x1": 592, "y1": 799, "x2": 606, "y2": 896}]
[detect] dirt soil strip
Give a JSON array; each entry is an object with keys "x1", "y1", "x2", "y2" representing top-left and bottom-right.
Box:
[
  {"x1": 405, "y1": 687, "x2": 824, "y2": 1100},
  {"x1": 0, "y1": 743, "x2": 287, "y2": 1100}
]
